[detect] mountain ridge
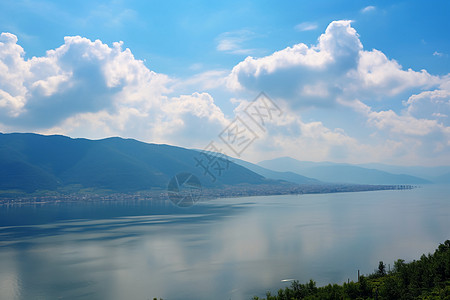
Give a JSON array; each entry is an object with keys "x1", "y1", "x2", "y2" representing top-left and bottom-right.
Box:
[
  {"x1": 0, "y1": 132, "x2": 270, "y2": 193},
  {"x1": 1, "y1": 133, "x2": 440, "y2": 195},
  {"x1": 231, "y1": 157, "x2": 320, "y2": 185},
  {"x1": 258, "y1": 157, "x2": 432, "y2": 185}
]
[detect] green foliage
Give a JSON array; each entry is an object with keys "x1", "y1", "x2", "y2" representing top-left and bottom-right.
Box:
[
  {"x1": 254, "y1": 240, "x2": 450, "y2": 300},
  {"x1": 378, "y1": 261, "x2": 387, "y2": 276}
]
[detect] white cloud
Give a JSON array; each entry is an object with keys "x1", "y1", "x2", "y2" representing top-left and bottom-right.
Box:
[
  {"x1": 240, "y1": 98, "x2": 450, "y2": 166},
  {"x1": 294, "y1": 22, "x2": 318, "y2": 32},
  {"x1": 433, "y1": 51, "x2": 447, "y2": 58},
  {"x1": 88, "y1": 7, "x2": 139, "y2": 29},
  {"x1": 43, "y1": 91, "x2": 230, "y2": 148},
  {"x1": 0, "y1": 33, "x2": 29, "y2": 117},
  {"x1": 172, "y1": 70, "x2": 229, "y2": 91},
  {"x1": 237, "y1": 109, "x2": 407, "y2": 165},
  {"x1": 158, "y1": 92, "x2": 229, "y2": 143},
  {"x1": 216, "y1": 30, "x2": 257, "y2": 55},
  {"x1": 355, "y1": 49, "x2": 439, "y2": 97},
  {"x1": 0, "y1": 34, "x2": 171, "y2": 128},
  {"x1": 366, "y1": 110, "x2": 450, "y2": 165},
  {"x1": 368, "y1": 110, "x2": 441, "y2": 136},
  {"x1": 338, "y1": 97, "x2": 450, "y2": 165},
  {"x1": 361, "y1": 6, "x2": 376, "y2": 13},
  {"x1": 0, "y1": 32, "x2": 229, "y2": 148},
  {"x1": 1, "y1": 19, "x2": 449, "y2": 167},
  {"x1": 227, "y1": 20, "x2": 442, "y2": 108},
  {"x1": 404, "y1": 89, "x2": 450, "y2": 126},
  {"x1": 227, "y1": 20, "x2": 450, "y2": 165},
  {"x1": 227, "y1": 20, "x2": 362, "y2": 107}
]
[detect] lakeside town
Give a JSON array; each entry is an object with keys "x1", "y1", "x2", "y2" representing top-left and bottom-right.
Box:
[{"x1": 0, "y1": 184, "x2": 416, "y2": 206}]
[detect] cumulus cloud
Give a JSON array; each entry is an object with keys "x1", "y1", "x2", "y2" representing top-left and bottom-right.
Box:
[
  {"x1": 227, "y1": 21, "x2": 363, "y2": 107},
  {"x1": 404, "y1": 89, "x2": 450, "y2": 125},
  {"x1": 227, "y1": 20, "x2": 441, "y2": 108},
  {"x1": 227, "y1": 20, "x2": 450, "y2": 165},
  {"x1": 47, "y1": 92, "x2": 229, "y2": 147},
  {"x1": 355, "y1": 49, "x2": 439, "y2": 97},
  {"x1": 0, "y1": 33, "x2": 168, "y2": 126},
  {"x1": 0, "y1": 33, "x2": 29, "y2": 117},
  {"x1": 338, "y1": 97, "x2": 450, "y2": 165},
  {"x1": 157, "y1": 92, "x2": 229, "y2": 144},
  {"x1": 0, "y1": 33, "x2": 228, "y2": 147},
  {"x1": 350, "y1": 78, "x2": 450, "y2": 140},
  {"x1": 1, "y1": 20, "x2": 449, "y2": 166},
  {"x1": 367, "y1": 111, "x2": 450, "y2": 165},
  {"x1": 270, "y1": 119, "x2": 361, "y2": 161},
  {"x1": 368, "y1": 110, "x2": 442, "y2": 136},
  {"x1": 236, "y1": 108, "x2": 411, "y2": 165}
]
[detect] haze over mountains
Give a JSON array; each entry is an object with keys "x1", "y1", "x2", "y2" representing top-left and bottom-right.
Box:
[
  {"x1": 356, "y1": 163, "x2": 450, "y2": 183},
  {"x1": 0, "y1": 133, "x2": 447, "y2": 195},
  {"x1": 232, "y1": 158, "x2": 320, "y2": 185},
  {"x1": 258, "y1": 157, "x2": 445, "y2": 185}
]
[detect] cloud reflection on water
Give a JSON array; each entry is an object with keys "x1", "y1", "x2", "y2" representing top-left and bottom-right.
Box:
[{"x1": 0, "y1": 186, "x2": 449, "y2": 300}]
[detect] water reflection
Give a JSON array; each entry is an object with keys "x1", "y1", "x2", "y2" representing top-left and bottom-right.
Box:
[{"x1": 0, "y1": 186, "x2": 449, "y2": 300}]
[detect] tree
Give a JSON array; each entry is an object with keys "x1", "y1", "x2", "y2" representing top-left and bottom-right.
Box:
[
  {"x1": 378, "y1": 261, "x2": 386, "y2": 276},
  {"x1": 359, "y1": 275, "x2": 371, "y2": 297},
  {"x1": 253, "y1": 240, "x2": 450, "y2": 300}
]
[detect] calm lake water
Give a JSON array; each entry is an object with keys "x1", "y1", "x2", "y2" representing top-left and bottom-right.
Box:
[{"x1": 0, "y1": 185, "x2": 449, "y2": 300}]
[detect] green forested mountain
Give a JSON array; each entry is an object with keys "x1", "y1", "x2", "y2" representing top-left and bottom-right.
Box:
[{"x1": 0, "y1": 132, "x2": 268, "y2": 193}]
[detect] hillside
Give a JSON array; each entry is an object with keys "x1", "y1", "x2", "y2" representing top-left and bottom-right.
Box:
[{"x1": 0, "y1": 133, "x2": 269, "y2": 193}]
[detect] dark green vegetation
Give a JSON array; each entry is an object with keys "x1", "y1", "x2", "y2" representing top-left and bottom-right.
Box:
[
  {"x1": 0, "y1": 132, "x2": 269, "y2": 193},
  {"x1": 258, "y1": 157, "x2": 435, "y2": 185},
  {"x1": 254, "y1": 240, "x2": 450, "y2": 300}
]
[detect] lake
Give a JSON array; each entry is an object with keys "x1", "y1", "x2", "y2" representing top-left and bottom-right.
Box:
[{"x1": 0, "y1": 185, "x2": 449, "y2": 300}]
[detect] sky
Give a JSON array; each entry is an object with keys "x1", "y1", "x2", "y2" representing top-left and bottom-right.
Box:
[{"x1": 0, "y1": 0, "x2": 449, "y2": 166}]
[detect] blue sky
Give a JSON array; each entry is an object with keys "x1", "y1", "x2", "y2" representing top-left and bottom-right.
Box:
[
  {"x1": 2, "y1": 1, "x2": 448, "y2": 76},
  {"x1": 0, "y1": 0, "x2": 449, "y2": 166}
]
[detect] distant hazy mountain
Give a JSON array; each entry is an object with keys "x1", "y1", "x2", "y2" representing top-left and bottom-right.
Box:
[
  {"x1": 258, "y1": 157, "x2": 431, "y2": 185},
  {"x1": 434, "y1": 172, "x2": 450, "y2": 184},
  {"x1": 357, "y1": 163, "x2": 450, "y2": 181},
  {"x1": 232, "y1": 158, "x2": 320, "y2": 184},
  {"x1": 0, "y1": 133, "x2": 270, "y2": 193}
]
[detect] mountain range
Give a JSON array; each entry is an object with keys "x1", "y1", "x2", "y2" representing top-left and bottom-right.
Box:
[
  {"x1": 257, "y1": 157, "x2": 438, "y2": 185},
  {"x1": 0, "y1": 133, "x2": 447, "y2": 195},
  {"x1": 231, "y1": 158, "x2": 320, "y2": 185},
  {"x1": 0, "y1": 133, "x2": 269, "y2": 193}
]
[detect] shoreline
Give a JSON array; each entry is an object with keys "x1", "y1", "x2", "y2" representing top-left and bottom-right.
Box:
[{"x1": 0, "y1": 183, "x2": 418, "y2": 206}]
